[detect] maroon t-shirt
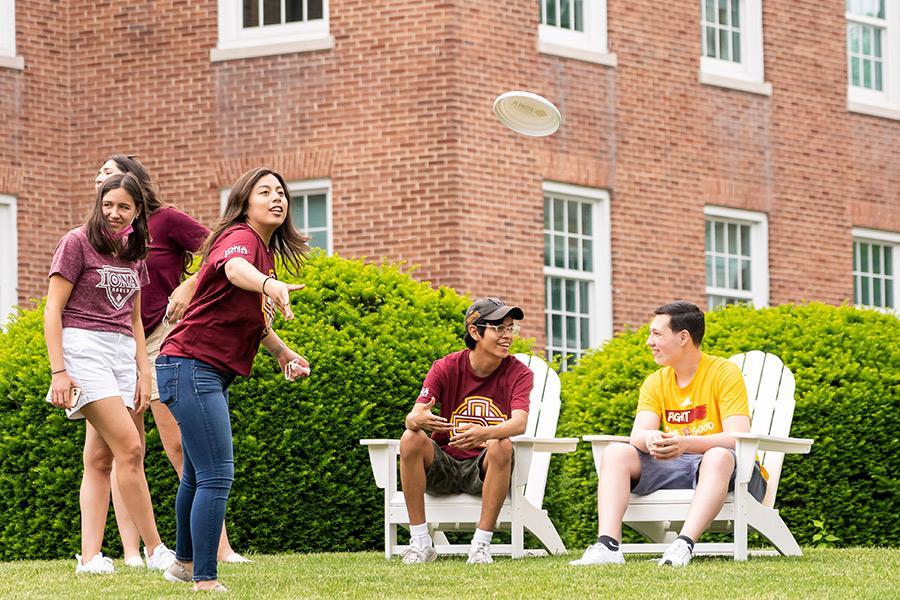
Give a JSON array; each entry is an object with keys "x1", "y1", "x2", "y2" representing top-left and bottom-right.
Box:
[
  {"x1": 48, "y1": 226, "x2": 149, "y2": 337},
  {"x1": 416, "y1": 350, "x2": 533, "y2": 460},
  {"x1": 142, "y1": 207, "x2": 209, "y2": 335},
  {"x1": 161, "y1": 224, "x2": 276, "y2": 376}
]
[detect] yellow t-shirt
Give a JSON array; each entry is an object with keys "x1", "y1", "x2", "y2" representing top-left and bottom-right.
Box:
[{"x1": 637, "y1": 353, "x2": 749, "y2": 436}]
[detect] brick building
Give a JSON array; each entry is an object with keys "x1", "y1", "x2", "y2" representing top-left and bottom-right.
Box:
[{"x1": 1, "y1": 1, "x2": 898, "y2": 363}]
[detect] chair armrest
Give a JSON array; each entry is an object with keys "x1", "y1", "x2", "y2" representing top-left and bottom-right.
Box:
[
  {"x1": 359, "y1": 439, "x2": 400, "y2": 489},
  {"x1": 510, "y1": 436, "x2": 579, "y2": 454},
  {"x1": 732, "y1": 432, "x2": 814, "y2": 454}
]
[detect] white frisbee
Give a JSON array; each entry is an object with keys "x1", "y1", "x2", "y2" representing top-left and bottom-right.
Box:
[{"x1": 492, "y1": 91, "x2": 561, "y2": 137}]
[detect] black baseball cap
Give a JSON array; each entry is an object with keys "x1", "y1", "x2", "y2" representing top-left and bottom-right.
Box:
[{"x1": 464, "y1": 297, "x2": 525, "y2": 350}]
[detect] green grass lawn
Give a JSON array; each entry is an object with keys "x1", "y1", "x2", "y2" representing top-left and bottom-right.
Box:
[{"x1": 0, "y1": 548, "x2": 896, "y2": 599}]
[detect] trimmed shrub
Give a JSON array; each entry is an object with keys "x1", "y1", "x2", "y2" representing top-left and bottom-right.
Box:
[
  {"x1": 0, "y1": 253, "x2": 474, "y2": 559},
  {"x1": 544, "y1": 303, "x2": 899, "y2": 549}
]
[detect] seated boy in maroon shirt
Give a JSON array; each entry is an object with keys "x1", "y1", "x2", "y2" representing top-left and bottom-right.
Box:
[{"x1": 399, "y1": 298, "x2": 533, "y2": 565}]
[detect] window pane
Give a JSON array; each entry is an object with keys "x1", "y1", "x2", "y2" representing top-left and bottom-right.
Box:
[
  {"x1": 552, "y1": 314, "x2": 562, "y2": 346},
  {"x1": 872, "y1": 245, "x2": 882, "y2": 273},
  {"x1": 579, "y1": 281, "x2": 589, "y2": 314},
  {"x1": 581, "y1": 203, "x2": 592, "y2": 235},
  {"x1": 580, "y1": 318, "x2": 590, "y2": 349},
  {"x1": 567, "y1": 200, "x2": 579, "y2": 233},
  {"x1": 310, "y1": 230, "x2": 327, "y2": 250},
  {"x1": 884, "y1": 246, "x2": 892, "y2": 275},
  {"x1": 853, "y1": 241, "x2": 859, "y2": 270},
  {"x1": 544, "y1": 234, "x2": 552, "y2": 266},
  {"x1": 718, "y1": 0, "x2": 728, "y2": 25},
  {"x1": 544, "y1": 197, "x2": 551, "y2": 229},
  {"x1": 290, "y1": 202, "x2": 305, "y2": 230},
  {"x1": 731, "y1": 0, "x2": 740, "y2": 27},
  {"x1": 546, "y1": 0, "x2": 557, "y2": 27},
  {"x1": 849, "y1": 25, "x2": 859, "y2": 53},
  {"x1": 263, "y1": 0, "x2": 280, "y2": 25},
  {"x1": 554, "y1": 235, "x2": 565, "y2": 267},
  {"x1": 728, "y1": 223, "x2": 738, "y2": 254},
  {"x1": 860, "y1": 276, "x2": 870, "y2": 305},
  {"x1": 705, "y1": 0, "x2": 716, "y2": 23},
  {"x1": 243, "y1": 0, "x2": 259, "y2": 27},
  {"x1": 874, "y1": 28, "x2": 882, "y2": 57},
  {"x1": 728, "y1": 258, "x2": 739, "y2": 289},
  {"x1": 566, "y1": 316, "x2": 577, "y2": 346},
  {"x1": 854, "y1": 274, "x2": 860, "y2": 304},
  {"x1": 574, "y1": 0, "x2": 584, "y2": 31},
  {"x1": 565, "y1": 279, "x2": 576, "y2": 310},
  {"x1": 307, "y1": 193, "x2": 327, "y2": 228},
  {"x1": 308, "y1": 0, "x2": 323, "y2": 20},
  {"x1": 875, "y1": 61, "x2": 882, "y2": 91},
  {"x1": 860, "y1": 243, "x2": 869, "y2": 271},
  {"x1": 705, "y1": 220, "x2": 711, "y2": 251},
  {"x1": 551, "y1": 278, "x2": 562, "y2": 310},
  {"x1": 719, "y1": 27, "x2": 730, "y2": 61},
  {"x1": 862, "y1": 27, "x2": 870, "y2": 54},
  {"x1": 706, "y1": 26, "x2": 717, "y2": 57},
  {"x1": 561, "y1": 0, "x2": 570, "y2": 29},
  {"x1": 873, "y1": 278, "x2": 883, "y2": 307},
  {"x1": 851, "y1": 56, "x2": 860, "y2": 86},
  {"x1": 553, "y1": 197, "x2": 564, "y2": 231},
  {"x1": 886, "y1": 279, "x2": 894, "y2": 308},
  {"x1": 715, "y1": 222, "x2": 725, "y2": 251},
  {"x1": 741, "y1": 225, "x2": 750, "y2": 256},
  {"x1": 732, "y1": 31, "x2": 741, "y2": 62},
  {"x1": 741, "y1": 259, "x2": 752, "y2": 291},
  {"x1": 863, "y1": 60, "x2": 871, "y2": 88},
  {"x1": 582, "y1": 239, "x2": 593, "y2": 272},
  {"x1": 568, "y1": 237, "x2": 579, "y2": 269},
  {"x1": 286, "y1": 0, "x2": 303, "y2": 22},
  {"x1": 706, "y1": 255, "x2": 713, "y2": 285},
  {"x1": 715, "y1": 256, "x2": 726, "y2": 287}
]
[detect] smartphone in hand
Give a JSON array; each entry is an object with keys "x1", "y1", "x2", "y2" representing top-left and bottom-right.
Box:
[{"x1": 68, "y1": 386, "x2": 82, "y2": 408}]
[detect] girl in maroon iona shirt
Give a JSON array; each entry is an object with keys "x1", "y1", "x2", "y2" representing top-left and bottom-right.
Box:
[
  {"x1": 94, "y1": 155, "x2": 247, "y2": 566},
  {"x1": 156, "y1": 167, "x2": 310, "y2": 592},
  {"x1": 44, "y1": 173, "x2": 176, "y2": 575}
]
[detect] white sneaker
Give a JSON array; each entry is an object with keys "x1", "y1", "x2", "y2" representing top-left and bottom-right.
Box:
[
  {"x1": 658, "y1": 538, "x2": 693, "y2": 567},
  {"x1": 466, "y1": 540, "x2": 493, "y2": 564},
  {"x1": 124, "y1": 555, "x2": 144, "y2": 568},
  {"x1": 401, "y1": 545, "x2": 437, "y2": 564},
  {"x1": 569, "y1": 543, "x2": 625, "y2": 565},
  {"x1": 144, "y1": 543, "x2": 177, "y2": 571},
  {"x1": 75, "y1": 552, "x2": 114, "y2": 575}
]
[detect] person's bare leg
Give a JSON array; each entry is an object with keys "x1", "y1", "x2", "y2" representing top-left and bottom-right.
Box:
[
  {"x1": 80, "y1": 422, "x2": 114, "y2": 560},
  {"x1": 477, "y1": 439, "x2": 512, "y2": 531},
  {"x1": 81, "y1": 397, "x2": 163, "y2": 553},
  {"x1": 597, "y1": 443, "x2": 643, "y2": 541},
  {"x1": 680, "y1": 447, "x2": 734, "y2": 541},
  {"x1": 399, "y1": 429, "x2": 435, "y2": 525},
  {"x1": 111, "y1": 410, "x2": 146, "y2": 561}
]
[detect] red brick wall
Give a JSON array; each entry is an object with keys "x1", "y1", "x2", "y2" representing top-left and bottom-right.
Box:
[{"x1": 2, "y1": 1, "x2": 898, "y2": 346}]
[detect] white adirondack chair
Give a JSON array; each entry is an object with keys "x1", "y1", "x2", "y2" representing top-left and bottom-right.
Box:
[
  {"x1": 361, "y1": 353, "x2": 578, "y2": 559},
  {"x1": 584, "y1": 351, "x2": 813, "y2": 560}
]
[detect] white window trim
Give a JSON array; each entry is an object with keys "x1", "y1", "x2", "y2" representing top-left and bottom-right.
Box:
[
  {"x1": 704, "y1": 205, "x2": 769, "y2": 308},
  {"x1": 537, "y1": 0, "x2": 617, "y2": 67},
  {"x1": 699, "y1": 0, "x2": 772, "y2": 96},
  {"x1": 0, "y1": 1, "x2": 24, "y2": 71},
  {"x1": 543, "y1": 181, "x2": 613, "y2": 350},
  {"x1": 219, "y1": 178, "x2": 333, "y2": 255},
  {"x1": 852, "y1": 226, "x2": 899, "y2": 312},
  {"x1": 846, "y1": 2, "x2": 900, "y2": 121},
  {"x1": 0, "y1": 194, "x2": 17, "y2": 327},
  {"x1": 211, "y1": 0, "x2": 334, "y2": 62}
]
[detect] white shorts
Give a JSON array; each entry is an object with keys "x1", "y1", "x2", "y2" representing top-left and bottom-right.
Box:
[
  {"x1": 145, "y1": 319, "x2": 173, "y2": 402},
  {"x1": 49, "y1": 327, "x2": 137, "y2": 420}
]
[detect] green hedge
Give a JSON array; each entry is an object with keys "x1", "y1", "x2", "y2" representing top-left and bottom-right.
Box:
[
  {"x1": 544, "y1": 303, "x2": 900, "y2": 549},
  {"x1": 0, "y1": 253, "x2": 474, "y2": 560}
]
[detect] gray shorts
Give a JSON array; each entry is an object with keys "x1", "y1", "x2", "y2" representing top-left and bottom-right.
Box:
[
  {"x1": 424, "y1": 439, "x2": 487, "y2": 495},
  {"x1": 631, "y1": 449, "x2": 767, "y2": 502}
]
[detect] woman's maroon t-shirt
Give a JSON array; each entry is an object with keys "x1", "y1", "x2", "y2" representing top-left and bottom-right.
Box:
[
  {"x1": 142, "y1": 207, "x2": 209, "y2": 336},
  {"x1": 160, "y1": 224, "x2": 276, "y2": 376}
]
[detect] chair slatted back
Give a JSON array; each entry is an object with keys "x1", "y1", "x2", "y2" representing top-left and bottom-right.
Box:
[
  {"x1": 729, "y1": 351, "x2": 797, "y2": 507},
  {"x1": 515, "y1": 354, "x2": 562, "y2": 508}
]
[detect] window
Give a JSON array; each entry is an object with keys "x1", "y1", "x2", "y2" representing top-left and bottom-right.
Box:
[
  {"x1": 846, "y1": 1, "x2": 900, "y2": 120},
  {"x1": 218, "y1": 178, "x2": 332, "y2": 253},
  {"x1": 0, "y1": 195, "x2": 17, "y2": 327},
  {"x1": 699, "y1": 0, "x2": 771, "y2": 95},
  {"x1": 212, "y1": 0, "x2": 333, "y2": 62},
  {"x1": 0, "y1": 1, "x2": 23, "y2": 71},
  {"x1": 704, "y1": 206, "x2": 768, "y2": 309},
  {"x1": 543, "y1": 182, "x2": 612, "y2": 369},
  {"x1": 852, "y1": 227, "x2": 899, "y2": 311},
  {"x1": 538, "y1": 0, "x2": 617, "y2": 66}
]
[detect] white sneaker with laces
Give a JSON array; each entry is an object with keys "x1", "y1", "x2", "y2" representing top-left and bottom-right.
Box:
[
  {"x1": 569, "y1": 543, "x2": 625, "y2": 565},
  {"x1": 658, "y1": 538, "x2": 693, "y2": 567},
  {"x1": 466, "y1": 540, "x2": 493, "y2": 564},
  {"x1": 144, "y1": 543, "x2": 177, "y2": 571},
  {"x1": 400, "y1": 544, "x2": 437, "y2": 564},
  {"x1": 75, "y1": 552, "x2": 115, "y2": 575}
]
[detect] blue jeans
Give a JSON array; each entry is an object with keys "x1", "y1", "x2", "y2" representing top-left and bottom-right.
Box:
[{"x1": 155, "y1": 355, "x2": 236, "y2": 581}]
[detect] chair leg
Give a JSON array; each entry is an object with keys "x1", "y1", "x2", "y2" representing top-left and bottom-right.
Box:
[
  {"x1": 749, "y1": 503, "x2": 802, "y2": 557},
  {"x1": 385, "y1": 522, "x2": 396, "y2": 559},
  {"x1": 520, "y1": 501, "x2": 566, "y2": 555}
]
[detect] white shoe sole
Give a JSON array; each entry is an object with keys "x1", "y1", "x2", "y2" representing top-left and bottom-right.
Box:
[{"x1": 164, "y1": 570, "x2": 191, "y2": 584}]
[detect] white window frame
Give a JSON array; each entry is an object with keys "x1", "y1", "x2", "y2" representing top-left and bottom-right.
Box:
[
  {"x1": 852, "y1": 226, "x2": 899, "y2": 312},
  {"x1": 543, "y1": 181, "x2": 613, "y2": 367},
  {"x1": 219, "y1": 177, "x2": 332, "y2": 255},
  {"x1": 212, "y1": 0, "x2": 334, "y2": 62},
  {"x1": 699, "y1": 0, "x2": 771, "y2": 96},
  {"x1": 537, "y1": 0, "x2": 617, "y2": 66},
  {"x1": 704, "y1": 205, "x2": 769, "y2": 308},
  {"x1": 0, "y1": 194, "x2": 17, "y2": 328},
  {"x1": 0, "y1": 1, "x2": 24, "y2": 71},
  {"x1": 846, "y1": 1, "x2": 900, "y2": 120}
]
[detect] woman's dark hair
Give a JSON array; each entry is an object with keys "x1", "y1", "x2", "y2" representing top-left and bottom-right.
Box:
[
  {"x1": 654, "y1": 301, "x2": 705, "y2": 346},
  {"x1": 105, "y1": 154, "x2": 167, "y2": 215},
  {"x1": 199, "y1": 167, "x2": 310, "y2": 276},
  {"x1": 86, "y1": 173, "x2": 150, "y2": 262}
]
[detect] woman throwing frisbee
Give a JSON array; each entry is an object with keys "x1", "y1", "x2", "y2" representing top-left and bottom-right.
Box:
[
  {"x1": 156, "y1": 167, "x2": 310, "y2": 592},
  {"x1": 44, "y1": 173, "x2": 175, "y2": 574}
]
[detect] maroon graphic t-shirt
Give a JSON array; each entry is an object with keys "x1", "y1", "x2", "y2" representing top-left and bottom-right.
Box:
[
  {"x1": 48, "y1": 226, "x2": 149, "y2": 337},
  {"x1": 161, "y1": 224, "x2": 276, "y2": 376},
  {"x1": 142, "y1": 207, "x2": 209, "y2": 336},
  {"x1": 416, "y1": 350, "x2": 533, "y2": 460}
]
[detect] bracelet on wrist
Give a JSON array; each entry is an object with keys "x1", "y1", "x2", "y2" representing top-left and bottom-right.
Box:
[
  {"x1": 51, "y1": 368, "x2": 66, "y2": 375},
  {"x1": 268, "y1": 342, "x2": 287, "y2": 357},
  {"x1": 262, "y1": 276, "x2": 274, "y2": 296}
]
